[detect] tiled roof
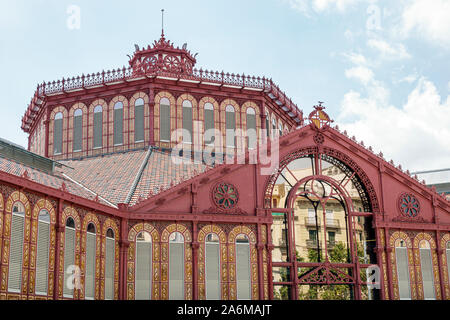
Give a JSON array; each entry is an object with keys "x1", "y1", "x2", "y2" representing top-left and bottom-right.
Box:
[{"x1": 0, "y1": 155, "x2": 111, "y2": 206}]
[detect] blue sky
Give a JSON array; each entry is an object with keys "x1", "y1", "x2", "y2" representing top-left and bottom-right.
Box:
[{"x1": 0, "y1": 0, "x2": 449, "y2": 172}]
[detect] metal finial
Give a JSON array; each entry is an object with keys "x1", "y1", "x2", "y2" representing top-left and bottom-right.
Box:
[{"x1": 161, "y1": 9, "x2": 165, "y2": 37}]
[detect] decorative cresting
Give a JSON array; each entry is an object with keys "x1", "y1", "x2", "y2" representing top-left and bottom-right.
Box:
[
  {"x1": 160, "y1": 224, "x2": 192, "y2": 300},
  {"x1": 197, "y1": 225, "x2": 227, "y2": 300},
  {"x1": 227, "y1": 226, "x2": 258, "y2": 300},
  {"x1": 263, "y1": 146, "x2": 380, "y2": 213},
  {"x1": 440, "y1": 233, "x2": 450, "y2": 299},
  {"x1": 398, "y1": 193, "x2": 421, "y2": 218},
  {"x1": 100, "y1": 219, "x2": 120, "y2": 300},
  {"x1": 308, "y1": 102, "x2": 333, "y2": 129},
  {"x1": 127, "y1": 223, "x2": 160, "y2": 300},
  {"x1": 413, "y1": 233, "x2": 441, "y2": 300},
  {"x1": 389, "y1": 231, "x2": 416, "y2": 300},
  {"x1": 30, "y1": 199, "x2": 56, "y2": 299},
  {"x1": 80, "y1": 213, "x2": 101, "y2": 300},
  {"x1": 58, "y1": 206, "x2": 81, "y2": 299},
  {"x1": 0, "y1": 191, "x2": 31, "y2": 299},
  {"x1": 129, "y1": 34, "x2": 197, "y2": 76},
  {"x1": 213, "y1": 182, "x2": 239, "y2": 210}
]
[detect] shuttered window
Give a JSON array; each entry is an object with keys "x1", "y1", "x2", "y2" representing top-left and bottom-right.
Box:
[
  {"x1": 113, "y1": 102, "x2": 123, "y2": 145},
  {"x1": 395, "y1": 244, "x2": 411, "y2": 300},
  {"x1": 105, "y1": 229, "x2": 115, "y2": 300},
  {"x1": 420, "y1": 242, "x2": 435, "y2": 300},
  {"x1": 73, "y1": 109, "x2": 83, "y2": 152},
  {"x1": 135, "y1": 232, "x2": 152, "y2": 300},
  {"x1": 160, "y1": 98, "x2": 171, "y2": 142},
  {"x1": 204, "y1": 103, "x2": 214, "y2": 145},
  {"x1": 35, "y1": 210, "x2": 50, "y2": 295},
  {"x1": 93, "y1": 106, "x2": 103, "y2": 149},
  {"x1": 135, "y1": 98, "x2": 145, "y2": 142},
  {"x1": 205, "y1": 234, "x2": 220, "y2": 300},
  {"x1": 236, "y1": 236, "x2": 251, "y2": 300},
  {"x1": 85, "y1": 223, "x2": 96, "y2": 300},
  {"x1": 225, "y1": 105, "x2": 236, "y2": 147},
  {"x1": 169, "y1": 232, "x2": 184, "y2": 300},
  {"x1": 8, "y1": 203, "x2": 25, "y2": 292},
  {"x1": 246, "y1": 108, "x2": 256, "y2": 149},
  {"x1": 54, "y1": 113, "x2": 63, "y2": 155},
  {"x1": 63, "y1": 218, "x2": 76, "y2": 298},
  {"x1": 182, "y1": 100, "x2": 193, "y2": 143}
]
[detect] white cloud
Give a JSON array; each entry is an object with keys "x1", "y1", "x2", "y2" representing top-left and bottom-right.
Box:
[
  {"x1": 312, "y1": 0, "x2": 361, "y2": 12},
  {"x1": 345, "y1": 66, "x2": 374, "y2": 85},
  {"x1": 342, "y1": 52, "x2": 368, "y2": 66},
  {"x1": 337, "y1": 78, "x2": 450, "y2": 171},
  {"x1": 367, "y1": 38, "x2": 411, "y2": 60},
  {"x1": 401, "y1": 0, "x2": 450, "y2": 48}
]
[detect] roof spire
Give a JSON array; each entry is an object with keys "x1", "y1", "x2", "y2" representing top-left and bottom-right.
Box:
[{"x1": 161, "y1": 9, "x2": 165, "y2": 39}]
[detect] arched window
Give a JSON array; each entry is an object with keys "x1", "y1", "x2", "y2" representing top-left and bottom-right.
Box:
[
  {"x1": 54, "y1": 112, "x2": 63, "y2": 155},
  {"x1": 236, "y1": 234, "x2": 251, "y2": 300},
  {"x1": 205, "y1": 233, "x2": 220, "y2": 300},
  {"x1": 135, "y1": 98, "x2": 145, "y2": 143},
  {"x1": 85, "y1": 223, "x2": 96, "y2": 300},
  {"x1": 204, "y1": 103, "x2": 214, "y2": 145},
  {"x1": 160, "y1": 98, "x2": 171, "y2": 142},
  {"x1": 182, "y1": 100, "x2": 193, "y2": 143},
  {"x1": 246, "y1": 108, "x2": 256, "y2": 149},
  {"x1": 265, "y1": 112, "x2": 270, "y2": 138},
  {"x1": 279, "y1": 123, "x2": 283, "y2": 137},
  {"x1": 35, "y1": 209, "x2": 51, "y2": 295},
  {"x1": 63, "y1": 217, "x2": 76, "y2": 298},
  {"x1": 135, "y1": 231, "x2": 152, "y2": 300},
  {"x1": 105, "y1": 228, "x2": 115, "y2": 300},
  {"x1": 73, "y1": 109, "x2": 83, "y2": 152},
  {"x1": 225, "y1": 105, "x2": 236, "y2": 148},
  {"x1": 272, "y1": 118, "x2": 276, "y2": 138},
  {"x1": 419, "y1": 240, "x2": 435, "y2": 300},
  {"x1": 169, "y1": 232, "x2": 184, "y2": 300},
  {"x1": 113, "y1": 102, "x2": 123, "y2": 145},
  {"x1": 8, "y1": 202, "x2": 25, "y2": 292},
  {"x1": 395, "y1": 239, "x2": 411, "y2": 300},
  {"x1": 93, "y1": 105, "x2": 103, "y2": 149}
]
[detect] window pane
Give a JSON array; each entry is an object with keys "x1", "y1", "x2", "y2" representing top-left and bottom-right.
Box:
[
  {"x1": 73, "y1": 113, "x2": 82, "y2": 151},
  {"x1": 114, "y1": 107, "x2": 123, "y2": 145},
  {"x1": 8, "y1": 213, "x2": 24, "y2": 292},
  {"x1": 246, "y1": 113, "x2": 256, "y2": 149},
  {"x1": 204, "y1": 107, "x2": 214, "y2": 144},
  {"x1": 135, "y1": 100, "x2": 144, "y2": 142},
  {"x1": 85, "y1": 232, "x2": 96, "y2": 299},
  {"x1": 420, "y1": 248, "x2": 435, "y2": 299},
  {"x1": 93, "y1": 110, "x2": 102, "y2": 148},
  {"x1": 35, "y1": 218, "x2": 50, "y2": 295},
  {"x1": 236, "y1": 242, "x2": 251, "y2": 300},
  {"x1": 205, "y1": 241, "x2": 220, "y2": 300},
  {"x1": 182, "y1": 103, "x2": 193, "y2": 143},
  {"x1": 395, "y1": 247, "x2": 411, "y2": 300},
  {"x1": 135, "y1": 236, "x2": 152, "y2": 300},
  {"x1": 63, "y1": 227, "x2": 76, "y2": 298},
  {"x1": 54, "y1": 118, "x2": 63, "y2": 154},
  {"x1": 105, "y1": 237, "x2": 115, "y2": 300},
  {"x1": 169, "y1": 242, "x2": 184, "y2": 299},
  {"x1": 226, "y1": 110, "x2": 236, "y2": 147},
  {"x1": 160, "y1": 102, "x2": 170, "y2": 141}
]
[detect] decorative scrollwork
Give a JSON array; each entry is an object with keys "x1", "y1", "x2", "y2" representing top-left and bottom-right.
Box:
[{"x1": 212, "y1": 183, "x2": 239, "y2": 210}]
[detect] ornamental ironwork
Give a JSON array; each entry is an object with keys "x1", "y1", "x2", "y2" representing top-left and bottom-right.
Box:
[
  {"x1": 398, "y1": 193, "x2": 420, "y2": 217},
  {"x1": 212, "y1": 183, "x2": 239, "y2": 210}
]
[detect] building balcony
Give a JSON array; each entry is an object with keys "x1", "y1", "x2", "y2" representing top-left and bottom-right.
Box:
[
  {"x1": 305, "y1": 239, "x2": 336, "y2": 249},
  {"x1": 324, "y1": 218, "x2": 340, "y2": 228},
  {"x1": 304, "y1": 217, "x2": 320, "y2": 227}
]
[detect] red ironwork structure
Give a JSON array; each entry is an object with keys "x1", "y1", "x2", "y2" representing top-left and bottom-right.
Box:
[{"x1": 0, "y1": 35, "x2": 447, "y2": 301}]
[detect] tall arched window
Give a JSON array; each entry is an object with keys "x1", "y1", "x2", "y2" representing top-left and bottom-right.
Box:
[
  {"x1": 236, "y1": 234, "x2": 251, "y2": 300},
  {"x1": 204, "y1": 103, "x2": 214, "y2": 145},
  {"x1": 54, "y1": 112, "x2": 63, "y2": 155},
  {"x1": 135, "y1": 98, "x2": 145, "y2": 143},
  {"x1": 105, "y1": 228, "x2": 115, "y2": 300},
  {"x1": 272, "y1": 118, "x2": 276, "y2": 138},
  {"x1": 169, "y1": 232, "x2": 184, "y2": 300},
  {"x1": 265, "y1": 112, "x2": 270, "y2": 138},
  {"x1": 419, "y1": 240, "x2": 435, "y2": 300},
  {"x1": 85, "y1": 223, "x2": 96, "y2": 300},
  {"x1": 113, "y1": 102, "x2": 123, "y2": 145},
  {"x1": 205, "y1": 233, "x2": 220, "y2": 300},
  {"x1": 246, "y1": 108, "x2": 256, "y2": 149},
  {"x1": 35, "y1": 209, "x2": 51, "y2": 295},
  {"x1": 395, "y1": 239, "x2": 411, "y2": 300},
  {"x1": 225, "y1": 105, "x2": 236, "y2": 148},
  {"x1": 8, "y1": 202, "x2": 25, "y2": 292},
  {"x1": 182, "y1": 100, "x2": 193, "y2": 143},
  {"x1": 63, "y1": 217, "x2": 76, "y2": 298},
  {"x1": 135, "y1": 231, "x2": 152, "y2": 300},
  {"x1": 279, "y1": 123, "x2": 283, "y2": 137},
  {"x1": 73, "y1": 109, "x2": 83, "y2": 152},
  {"x1": 160, "y1": 98, "x2": 171, "y2": 142},
  {"x1": 93, "y1": 105, "x2": 103, "y2": 149}
]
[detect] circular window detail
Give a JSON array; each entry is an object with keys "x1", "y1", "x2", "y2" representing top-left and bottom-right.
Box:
[
  {"x1": 213, "y1": 183, "x2": 239, "y2": 210},
  {"x1": 398, "y1": 193, "x2": 420, "y2": 217}
]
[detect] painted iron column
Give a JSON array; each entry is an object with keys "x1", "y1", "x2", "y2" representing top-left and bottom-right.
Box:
[
  {"x1": 192, "y1": 221, "x2": 199, "y2": 300},
  {"x1": 384, "y1": 228, "x2": 394, "y2": 300},
  {"x1": 118, "y1": 217, "x2": 129, "y2": 300},
  {"x1": 53, "y1": 198, "x2": 64, "y2": 300}
]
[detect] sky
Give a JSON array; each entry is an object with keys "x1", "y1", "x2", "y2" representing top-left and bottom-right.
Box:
[{"x1": 0, "y1": 0, "x2": 449, "y2": 172}]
